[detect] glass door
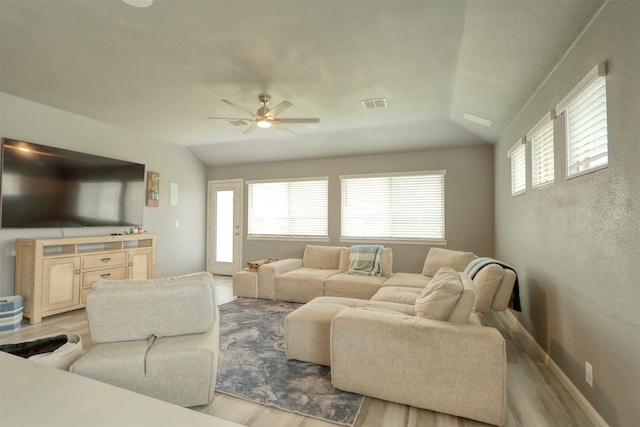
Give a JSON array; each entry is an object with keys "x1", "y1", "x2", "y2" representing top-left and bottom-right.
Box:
[{"x1": 207, "y1": 179, "x2": 243, "y2": 275}]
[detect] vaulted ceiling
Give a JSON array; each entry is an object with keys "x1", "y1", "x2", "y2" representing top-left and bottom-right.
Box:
[{"x1": 0, "y1": 0, "x2": 604, "y2": 166}]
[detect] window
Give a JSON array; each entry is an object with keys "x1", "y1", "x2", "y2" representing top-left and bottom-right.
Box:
[
  {"x1": 247, "y1": 177, "x2": 328, "y2": 239},
  {"x1": 340, "y1": 171, "x2": 446, "y2": 243},
  {"x1": 556, "y1": 63, "x2": 608, "y2": 177},
  {"x1": 508, "y1": 138, "x2": 526, "y2": 196},
  {"x1": 528, "y1": 111, "x2": 555, "y2": 188}
]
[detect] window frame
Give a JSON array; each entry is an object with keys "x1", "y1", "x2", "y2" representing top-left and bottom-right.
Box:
[
  {"x1": 508, "y1": 137, "x2": 527, "y2": 196},
  {"x1": 556, "y1": 63, "x2": 608, "y2": 179},
  {"x1": 246, "y1": 176, "x2": 329, "y2": 242},
  {"x1": 339, "y1": 170, "x2": 447, "y2": 245},
  {"x1": 528, "y1": 111, "x2": 555, "y2": 189}
]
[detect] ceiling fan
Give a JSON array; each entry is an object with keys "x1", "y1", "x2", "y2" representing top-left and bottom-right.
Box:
[{"x1": 208, "y1": 94, "x2": 319, "y2": 135}]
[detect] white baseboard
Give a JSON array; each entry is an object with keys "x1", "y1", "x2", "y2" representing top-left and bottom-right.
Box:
[{"x1": 504, "y1": 310, "x2": 609, "y2": 427}]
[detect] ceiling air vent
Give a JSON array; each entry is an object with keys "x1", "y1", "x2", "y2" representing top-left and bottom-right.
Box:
[
  {"x1": 227, "y1": 119, "x2": 248, "y2": 127},
  {"x1": 362, "y1": 98, "x2": 388, "y2": 109}
]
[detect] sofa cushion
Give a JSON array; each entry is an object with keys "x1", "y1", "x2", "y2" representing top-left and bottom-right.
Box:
[
  {"x1": 381, "y1": 272, "x2": 430, "y2": 289},
  {"x1": 447, "y1": 273, "x2": 478, "y2": 323},
  {"x1": 371, "y1": 286, "x2": 422, "y2": 306},
  {"x1": 422, "y1": 248, "x2": 476, "y2": 277},
  {"x1": 324, "y1": 273, "x2": 386, "y2": 300},
  {"x1": 365, "y1": 300, "x2": 416, "y2": 315},
  {"x1": 302, "y1": 245, "x2": 344, "y2": 269},
  {"x1": 414, "y1": 267, "x2": 462, "y2": 320},
  {"x1": 492, "y1": 268, "x2": 517, "y2": 311},
  {"x1": 338, "y1": 248, "x2": 350, "y2": 273},
  {"x1": 276, "y1": 268, "x2": 338, "y2": 303},
  {"x1": 380, "y1": 248, "x2": 393, "y2": 277},
  {"x1": 70, "y1": 328, "x2": 218, "y2": 407}
]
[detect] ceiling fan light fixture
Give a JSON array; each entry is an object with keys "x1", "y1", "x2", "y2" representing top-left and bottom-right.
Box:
[
  {"x1": 122, "y1": 0, "x2": 154, "y2": 8},
  {"x1": 257, "y1": 120, "x2": 272, "y2": 129}
]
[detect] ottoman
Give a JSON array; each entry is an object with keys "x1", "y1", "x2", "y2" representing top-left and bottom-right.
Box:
[
  {"x1": 284, "y1": 297, "x2": 368, "y2": 366},
  {"x1": 232, "y1": 270, "x2": 258, "y2": 298}
]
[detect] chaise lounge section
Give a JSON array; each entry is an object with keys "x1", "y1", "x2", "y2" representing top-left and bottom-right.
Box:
[{"x1": 330, "y1": 303, "x2": 506, "y2": 426}]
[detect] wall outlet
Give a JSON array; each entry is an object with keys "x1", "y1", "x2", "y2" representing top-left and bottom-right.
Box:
[{"x1": 585, "y1": 361, "x2": 593, "y2": 387}]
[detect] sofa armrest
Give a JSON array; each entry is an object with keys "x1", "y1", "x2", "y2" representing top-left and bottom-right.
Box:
[
  {"x1": 257, "y1": 258, "x2": 303, "y2": 299},
  {"x1": 331, "y1": 308, "x2": 506, "y2": 426},
  {"x1": 492, "y1": 268, "x2": 516, "y2": 311}
]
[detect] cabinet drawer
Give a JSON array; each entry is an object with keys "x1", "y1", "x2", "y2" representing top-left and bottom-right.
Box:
[
  {"x1": 83, "y1": 252, "x2": 127, "y2": 270},
  {"x1": 83, "y1": 266, "x2": 126, "y2": 288}
]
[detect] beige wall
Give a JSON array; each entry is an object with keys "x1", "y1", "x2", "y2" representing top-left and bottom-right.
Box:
[
  {"x1": 494, "y1": 2, "x2": 640, "y2": 426},
  {"x1": 208, "y1": 145, "x2": 495, "y2": 274},
  {"x1": 0, "y1": 93, "x2": 208, "y2": 296}
]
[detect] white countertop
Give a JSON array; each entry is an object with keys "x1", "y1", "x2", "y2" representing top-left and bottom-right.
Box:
[{"x1": 0, "y1": 352, "x2": 244, "y2": 427}]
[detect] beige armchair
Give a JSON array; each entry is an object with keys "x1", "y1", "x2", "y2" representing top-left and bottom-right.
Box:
[{"x1": 70, "y1": 272, "x2": 219, "y2": 407}]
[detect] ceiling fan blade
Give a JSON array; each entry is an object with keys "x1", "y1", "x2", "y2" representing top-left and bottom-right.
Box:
[
  {"x1": 208, "y1": 116, "x2": 255, "y2": 121},
  {"x1": 220, "y1": 99, "x2": 259, "y2": 119},
  {"x1": 243, "y1": 123, "x2": 259, "y2": 134},
  {"x1": 266, "y1": 100, "x2": 293, "y2": 118},
  {"x1": 275, "y1": 118, "x2": 320, "y2": 124},
  {"x1": 272, "y1": 122, "x2": 296, "y2": 136}
]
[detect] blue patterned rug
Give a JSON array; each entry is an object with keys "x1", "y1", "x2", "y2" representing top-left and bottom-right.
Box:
[{"x1": 215, "y1": 298, "x2": 364, "y2": 426}]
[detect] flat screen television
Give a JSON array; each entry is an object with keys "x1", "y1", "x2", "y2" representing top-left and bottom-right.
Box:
[{"x1": 0, "y1": 138, "x2": 146, "y2": 228}]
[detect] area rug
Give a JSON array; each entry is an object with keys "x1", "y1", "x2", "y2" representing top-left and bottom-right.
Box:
[{"x1": 215, "y1": 298, "x2": 364, "y2": 426}]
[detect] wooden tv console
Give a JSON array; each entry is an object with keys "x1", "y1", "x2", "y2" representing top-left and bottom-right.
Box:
[{"x1": 15, "y1": 234, "x2": 156, "y2": 324}]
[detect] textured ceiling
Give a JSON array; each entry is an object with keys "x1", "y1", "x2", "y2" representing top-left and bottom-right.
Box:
[{"x1": 0, "y1": 0, "x2": 604, "y2": 166}]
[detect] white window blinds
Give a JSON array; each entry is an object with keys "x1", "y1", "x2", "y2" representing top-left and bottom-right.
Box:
[
  {"x1": 340, "y1": 171, "x2": 446, "y2": 242},
  {"x1": 247, "y1": 177, "x2": 328, "y2": 238},
  {"x1": 508, "y1": 139, "x2": 526, "y2": 196},
  {"x1": 528, "y1": 112, "x2": 555, "y2": 188},
  {"x1": 557, "y1": 63, "x2": 608, "y2": 177}
]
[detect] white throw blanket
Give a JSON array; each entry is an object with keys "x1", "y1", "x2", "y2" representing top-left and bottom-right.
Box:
[{"x1": 347, "y1": 245, "x2": 383, "y2": 276}]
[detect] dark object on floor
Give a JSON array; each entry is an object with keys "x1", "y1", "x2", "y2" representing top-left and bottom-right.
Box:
[{"x1": 0, "y1": 334, "x2": 68, "y2": 358}]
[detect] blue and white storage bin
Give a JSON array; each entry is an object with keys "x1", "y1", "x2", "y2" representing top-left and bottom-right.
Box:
[{"x1": 0, "y1": 296, "x2": 23, "y2": 333}]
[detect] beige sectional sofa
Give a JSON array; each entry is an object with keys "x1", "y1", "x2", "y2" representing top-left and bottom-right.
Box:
[
  {"x1": 233, "y1": 245, "x2": 517, "y2": 425},
  {"x1": 236, "y1": 245, "x2": 515, "y2": 314}
]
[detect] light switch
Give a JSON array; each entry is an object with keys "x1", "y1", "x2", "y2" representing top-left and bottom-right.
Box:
[{"x1": 174, "y1": 220, "x2": 179, "y2": 228}]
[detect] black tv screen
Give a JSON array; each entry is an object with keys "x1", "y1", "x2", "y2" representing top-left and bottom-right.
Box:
[{"x1": 0, "y1": 138, "x2": 145, "y2": 228}]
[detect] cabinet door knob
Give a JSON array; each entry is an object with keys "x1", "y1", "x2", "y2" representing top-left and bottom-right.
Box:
[
  {"x1": 128, "y1": 262, "x2": 134, "y2": 267},
  {"x1": 74, "y1": 269, "x2": 81, "y2": 275}
]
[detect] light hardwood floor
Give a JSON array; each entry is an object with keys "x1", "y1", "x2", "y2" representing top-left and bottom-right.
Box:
[{"x1": 0, "y1": 276, "x2": 595, "y2": 427}]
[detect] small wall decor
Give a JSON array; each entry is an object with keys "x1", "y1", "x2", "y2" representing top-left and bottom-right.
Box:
[{"x1": 146, "y1": 171, "x2": 160, "y2": 207}]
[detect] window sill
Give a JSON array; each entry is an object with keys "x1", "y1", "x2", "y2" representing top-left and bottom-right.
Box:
[
  {"x1": 247, "y1": 235, "x2": 330, "y2": 243},
  {"x1": 339, "y1": 238, "x2": 447, "y2": 246}
]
